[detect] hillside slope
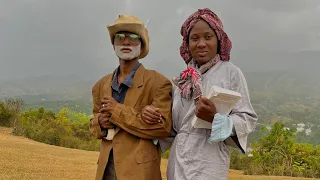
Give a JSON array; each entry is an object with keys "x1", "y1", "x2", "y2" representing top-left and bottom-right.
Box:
[
  {"x1": 0, "y1": 128, "x2": 316, "y2": 180},
  {"x1": 0, "y1": 127, "x2": 98, "y2": 180}
]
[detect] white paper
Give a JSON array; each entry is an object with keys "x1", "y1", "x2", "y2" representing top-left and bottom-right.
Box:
[{"x1": 191, "y1": 86, "x2": 241, "y2": 129}]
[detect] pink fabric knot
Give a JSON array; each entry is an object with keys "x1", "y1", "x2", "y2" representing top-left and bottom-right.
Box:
[{"x1": 181, "y1": 68, "x2": 200, "y2": 82}]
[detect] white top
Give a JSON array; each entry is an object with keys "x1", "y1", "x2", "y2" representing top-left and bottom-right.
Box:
[{"x1": 161, "y1": 61, "x2": 258, "y2": 180}]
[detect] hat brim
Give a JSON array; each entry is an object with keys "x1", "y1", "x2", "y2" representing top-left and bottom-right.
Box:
[{"x1": 107, "y1": 23, "x2": 149, "y2": 59}]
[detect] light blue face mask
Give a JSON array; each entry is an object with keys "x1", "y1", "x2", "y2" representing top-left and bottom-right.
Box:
[{"x1": 208, "y1": 113, "x2": 233, "y2": 144}]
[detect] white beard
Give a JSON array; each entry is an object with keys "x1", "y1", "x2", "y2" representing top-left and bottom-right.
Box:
[{"x1": 114, "y1": 44, "x2": 141, "y2": 60}]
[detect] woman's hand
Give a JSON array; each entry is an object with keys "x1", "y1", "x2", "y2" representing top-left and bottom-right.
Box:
[
  {"x1": 141, "y1": 105, "x2": 162, "y2": 124},
  {"x1": 195, "y1": 96, "x2": 217, "y2": 122}
]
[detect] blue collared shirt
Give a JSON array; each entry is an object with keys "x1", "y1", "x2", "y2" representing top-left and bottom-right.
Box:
[{"x1": 111, "y1": 62, "x2": 141, "y2": 104}]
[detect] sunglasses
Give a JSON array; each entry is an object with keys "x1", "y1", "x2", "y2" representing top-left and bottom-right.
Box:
[{"x1": 114, "y1": 33, "x2": 141, "y2": 45}]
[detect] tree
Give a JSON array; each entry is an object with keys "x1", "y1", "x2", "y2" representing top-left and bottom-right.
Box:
[
  {"x1": 5, "y1": 98, "x2": 25, "y2": 131},
  {"x1": 0, "y1": 101, "x2": 13, "y2": 127},
  {"x1": 245, "y1": 122, "x2": 320, "y2": 178}
]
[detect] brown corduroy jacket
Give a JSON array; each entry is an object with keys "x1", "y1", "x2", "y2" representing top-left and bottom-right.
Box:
[{"x1": 90, "y1": 64, "x2": 172, "y2": 180}]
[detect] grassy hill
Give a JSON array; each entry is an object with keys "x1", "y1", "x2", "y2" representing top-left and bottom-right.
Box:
[
  {"x1": 0, "y1": 127, "x2": 317, "y2": 180},
  {"x1": 0, "y1": 127, "x2": 98, "y2": 180}
]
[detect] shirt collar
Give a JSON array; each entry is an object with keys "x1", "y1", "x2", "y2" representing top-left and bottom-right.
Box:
[{"x1": 111, "y1": 62, "x2": 141, "y2": 88}]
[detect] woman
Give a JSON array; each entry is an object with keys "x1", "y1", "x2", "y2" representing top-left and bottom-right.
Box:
[{"x1": 142, "y1": 8, "x2": 257, "y2": 180}]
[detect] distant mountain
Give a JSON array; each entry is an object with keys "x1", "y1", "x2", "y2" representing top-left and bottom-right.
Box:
[
  {"x1": 232, "y1": 50, "x2": 320, "y2": 74},
  {"x1": 1, "y1": 50, "x2": 319, "y2": 103},
  {"x1": 1, "y1": 70, "x2": 319, "y2": 100}
]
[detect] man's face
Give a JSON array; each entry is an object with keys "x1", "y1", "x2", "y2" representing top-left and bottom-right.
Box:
[{"x1": 113, "y1": 32, "x2": 142, "y2": 60}]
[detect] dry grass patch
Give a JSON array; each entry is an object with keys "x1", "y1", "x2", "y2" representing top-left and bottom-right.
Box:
[
  {"x1": 0, "y1": 127, "x2": 316, "y2": 180},
  {"x1": 0, "y1": 127, "x2": 98, "y2": 180}
]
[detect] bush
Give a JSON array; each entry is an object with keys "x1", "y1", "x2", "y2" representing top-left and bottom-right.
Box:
[
  {"x1": 232, "y1": 122, "x2": 320, "y2": 178},
  {"x1": 230, "y1": 149, "x2": 253, "y2": 170},
  {"x1": 13, "y1": 107, "x2": 100, "y2": 151},
  {"x1": 0, "y1": 98, "x2": 25, "y2": 128},
  {"x1": 0, "y1": 101, "x2": 13, "y2": 127},
  {"x1": 161, "y1": 149, "x2": 171, "y2": 159}
]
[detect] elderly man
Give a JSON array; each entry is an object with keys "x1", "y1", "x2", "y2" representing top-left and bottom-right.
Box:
[{"x1": 89, "y1": 15, "x2": 172, "y2": 180}]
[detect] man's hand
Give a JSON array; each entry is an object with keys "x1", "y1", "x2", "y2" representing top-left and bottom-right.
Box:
[
  {"x1": 141, "y1": 105, "x2": 162, "y2": 124},
  {"x1": 195, "y1": 96, "x2": 217, "y2": 123},
  {"x1": 100, "y1": 96, "x2": 118, "y2": 114},
  {"x1": 98, "y1": 96, "x2": 117, "y2": 129},
  {"x1": 98, "y1": 113, "x2": 111, "y2": 129}
]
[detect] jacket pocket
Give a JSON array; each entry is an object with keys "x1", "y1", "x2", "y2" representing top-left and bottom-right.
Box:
[
  {"x1": 135, "y1": 151, "x2": 158, "y2": 163},
  {"x1": 135, "y1": 140, "x2": 159, "y2": 163}
]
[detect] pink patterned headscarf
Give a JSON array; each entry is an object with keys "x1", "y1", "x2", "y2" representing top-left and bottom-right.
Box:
[
  {"x1": 180, "y1": 8, "x2": 232, "y2": 63},
  {"x1": 173, "y1": 8, "x2": 232, "y2": 102}
]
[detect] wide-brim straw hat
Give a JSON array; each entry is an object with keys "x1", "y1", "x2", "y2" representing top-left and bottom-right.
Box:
[{"x1": 107, "y1": 15, "x2": 149, "y2": 59}]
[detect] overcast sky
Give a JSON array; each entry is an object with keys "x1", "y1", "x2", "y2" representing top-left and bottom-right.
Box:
[{"x1": 1, "y1": 0, "x2": 320, "y2": 82}]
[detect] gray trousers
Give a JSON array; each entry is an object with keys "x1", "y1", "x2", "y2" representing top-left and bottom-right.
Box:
[{"x1": 103, "y1": 149, "x2": 117, "y2": 180}]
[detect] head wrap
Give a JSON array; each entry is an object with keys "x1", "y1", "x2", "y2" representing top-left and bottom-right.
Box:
[
  {"x1": 179, "y1": 8, "x2": 232, "y2": 63},
  {"x1": 173, "y1": 8, "x2": 232, "y2": 102}
]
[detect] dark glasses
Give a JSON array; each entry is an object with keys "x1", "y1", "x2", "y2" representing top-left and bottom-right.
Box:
[{"x1": 114, "y1": 33, "x2": 141, "y2": 45}]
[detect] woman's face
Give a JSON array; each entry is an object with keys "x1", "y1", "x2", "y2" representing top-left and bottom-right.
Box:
[{"x1": 188, "y1": 20, "x2": 218, "y2": 66}]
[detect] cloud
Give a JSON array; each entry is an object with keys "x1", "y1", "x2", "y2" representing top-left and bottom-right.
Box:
[
  {"x1": 0, "y1": 0, "x2": 320, "y2": 81},
  {"x1": 239, "y1": 0, "x2": 320, "y2": 13},
  {"x1": 175, "y1": 5, "x2": 196, "y2": 18}
]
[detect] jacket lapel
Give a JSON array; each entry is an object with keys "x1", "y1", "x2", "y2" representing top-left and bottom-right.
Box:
[
  {"x1": 114, "y1": 65, "x2": 145, "y2": 135},
  {"x1": 102, "y1": 73, "x2": 113, "y2": 99},
  {"x1": 123, "y1": 64, "x2": 144, "y2": 107}
]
